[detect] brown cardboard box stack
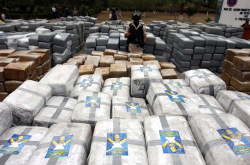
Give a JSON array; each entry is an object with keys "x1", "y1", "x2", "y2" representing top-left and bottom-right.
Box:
[
  {"x1": 0, "y1": 49, "x2": 51, "y2": 101},
  {"x1": 66, "y1": 49, "x2": 177, "y2": 80},
  {"x1": 222, "y1": 49, "x2": 250, "y2": 95}
]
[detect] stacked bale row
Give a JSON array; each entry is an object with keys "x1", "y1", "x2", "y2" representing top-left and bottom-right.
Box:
[
  {"x1": 0, "y1": 49, "x2": 51, "y2": 101},
  {"x1": 221, "y1": 49, "x2": 250, "y2": 95}
]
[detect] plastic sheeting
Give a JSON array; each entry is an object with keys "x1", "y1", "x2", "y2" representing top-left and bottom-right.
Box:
[
  {"x1": 112, "y1": 96, "x2": 150, "y2": 123},
  {"x1": 33, "y1": 96, "x2": 77, "y2": 127},
  {"x1": 40, "y1": 64, "x2": 78, "y2": 97},
  {"x1": 71, "y1": 74, "x2": 103, "y2": 99},
  {"x1": 71, "y1": 91, "x2": 111, "y2": 127},
  {"x1": 28, "y1": 123, "x2": 92, "y2": 165},
  {"x1": 88, "y1": 119, "x2": 148, "y2": 164},
  {"x1": 144, "y1": 116, "x2": 206, "y2": 165},
  {"x1": 3, "y1": 80, "x2": 52, "y2": 125},
  {"x1": 0, "y1": 102, "x2": 12, "y2": 136},
  {"x1": 189, "y1": 114, "x2": 250, "y2": 165}
]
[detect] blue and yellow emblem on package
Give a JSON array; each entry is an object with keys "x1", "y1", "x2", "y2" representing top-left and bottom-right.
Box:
[
  {"x1": 126, "y1": 102, "x2": 141, "y2": 113},
  {"x1": 165, "y1": 90, "x2": 185, "y2": 103},
  {"x1": 140, "y1": 66, "x2": 152, "y2": 72},
  {"x1": 80, "y1": 78, "x2": 93, "y2": 87},
  {"x1": 217, "y1": 128, "x2": 250, "y2": 156},
  {"x1": 111, "y1": 82, "x2": 122, "y2": 90},
  {"x1": 45, "y1": 135, "x2": 73, "y2": 158},
  {"x1": 238, "y1": 95, "x2": 250, "y2": 101},
  {"x1": 106, "y1": 133, "x2": 128, "y2": 156},
  {"x1": 195, "y1": 71, "x2": 209, "y2": 78},
  {"x1": 159, "y1": 130, "x2": 185, "y2": 154},
  {"x1": 0, "y1": 134, "x2": 31, "y2": 155},
  {"x1": 169, "y1": 81, "x2": 183, "y2": 88},
  {"x1": 85, "y1": 96, "x2": 101, "y2": 108}
]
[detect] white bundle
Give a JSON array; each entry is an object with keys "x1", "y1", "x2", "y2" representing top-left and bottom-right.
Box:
[
  {"x1": 40, "y1": 64, "x2": 79, "y2": 97},
  {"x1": 131, "y1": 65, "x2": 162, "y2": 98},
  {"x1": 102, "y1": 77, "x2": 130, "y2": 97},
  {"x1": 189, "y1": 114, "x2": 250, "y2": 165},
  {"x1": 112, "y1": 96, "x2": 150, "y2": 123},
  {"x1": 71, "y1": 74, "x2": 103, "y2": 99},
  {"x1": 3, "y1": 80, "x2": 52, "y2": 125},
  {"x1": 162, "y1": 79, "x2": 194, "y2": 96},
  {"x1": 146, "y1": 82, "x2": 198, "y2": 118},
  {"x1": 0, "y1": 102, "x2": 12, "y2": 136},
  {"x1": 28, "y1": 123, "x2": 92, "y2": 165},
  {"x1": 33, "y1": 96, "x2": 77, "y2": 127},
  {"x1": 144, "y1": 116, "x2": 206, "y2": 165},
  {"x1": 216, "y1": 90, "x2": 250, "y2": 128},
  {"x1": 88, "y1": 119, "x2": 148, "y2": 164},
  {"x1": 183, "y1": 69, "x2": 226, "y2": 96},
  {"x1": 0, "y1": 126, "x2": 48, "y2": 165},
  {"x1": 71, "y1": 91, "x2": 111, "y2": 127}
]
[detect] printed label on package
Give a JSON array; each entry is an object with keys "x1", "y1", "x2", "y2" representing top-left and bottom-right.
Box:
[
  {"x1": 140, "y1": 66, "x2": 152, "y2": 72},
  {"x1": 217, "y1": 128, "x2": 250, "y2": 156},
  {"x1": 159, "y1": 130, "x2": 185, "y2": 154},
  {"x1": 195, "y1": 71, "x2": 210, "y2": 78},
  {"x1": 85, "y1": 96, "x2": 101, "y2": 108},
  {"x1": 0, "y1": 134, "x2": 31, "y2": 155},
  {"x1": 80, "y1": 78, "x2": 94, "y2": 87},
  {"x1": 126, "y1": 102, "x2": 141, "y2": 113},
  {"x1": 238, "y1": 95, "x2": 250, "y2": 101},
  {"x1": 111, "y1": 82, "x2": 122, "y2": 90},
  {"x1": 169, "y1": 81, "x2": 183, "y2": 88},
  {"x1": 45, "y1": 135, "x2": 73, "y2": 158},
  {"x1": 106, "y1": 133, "x2": 128, "y2": 156},
  {"x1": 165, "y1": 90, "x2": 185, "y2": 103}
]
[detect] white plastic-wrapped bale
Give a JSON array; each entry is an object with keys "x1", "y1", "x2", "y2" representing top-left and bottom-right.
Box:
[
  {"x1": 3, "y1": 80, "x2": 52, "y2": 125},
  {"x1": 162, "y1": 79, "x2": 194, "y2": 96},
  {"x1": 144, "y1": 116, "x2": 206, "y2": 165},
  {"x1": 33, "y1": 96, "x2": 77, "y2": 127},
  {"x1": 183, "y1": 69, "x2": 226, "y2": 96},
  {"x1": 189, "y1": 114, "x2": 250, "y2": 165},
  {"x1": 146, "y1": 82, "x2": 198, "y2": 118},
  {"x1": 112, "y1": 96, "x2": 150, "y2": 123},
  {"x1": 131, "y1": 65, "x2": 162, "y2": 98},
  {"x1": 71, "y1": 74, "x2": 103, "y2": 99},
  {"x1": 216, "y1": 90, "x2": 250, "y2": 128},
  {"x1": 28, "y1": 123, "x2": 92, "y2": 165},
  {"x1": 102, "y1": 77, "x2": 130, "y2": 98},
  {"x1": 88, "y1": 119, "x2": 148, "y2": 164},
  {"x1": 0, "y1": 102, "x2": 13, "y2": 135},
  {"x1": 0, "y1": 126, "x2": 48, "y2": 165},
  {"x1": 71, "y1": 91, "x2": 111, "y2": 127},
  {"x1": 40, "y1": 64, "x2": 79, "y2": 97}
]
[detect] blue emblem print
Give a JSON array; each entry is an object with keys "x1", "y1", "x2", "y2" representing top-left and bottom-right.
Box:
[
  {"x1": 227, "y1": 0, "x2": 237, "y2": 7},
  {"x1": 140, "y1": 66, "x2": 152, "y2": 72},
  {"x1": 111, "y1": 82, "x2": 122, "y2": 90},
  {"x1": 45, "y1": 135, "x2": 73, "y2": 158},
  {"x1": 238, "y1": 95, "x2": 250, "y2": 101},
  {"x1": 195, "y1": 71, "x2": 209, "y2": 78},
  {"x1": 125, "y1": 102, "x2": 141, "y2": 113},
  {"x1": 165, "y1": 90, "x2": 185, "y2": 103},
  {"x1": 106, "y1": 133, "x2": 128, "y2": 156},
  {"x1": 169, "y1": 82, "x2": 183, "y2": 88},
  {"x1": 218, "y1": 128, "x2": 250, "y2": 156},
  {"x1": 85, "y1": 96, "x2": 101, "y2": 108},
  {"x1": 0, "y1": 134, "x2": 31, "y2": 155},
  {"x1": 80, "y1": 78, "x2": 93, "y2": 87},
  {"x1": 159, "y1": 130, "x2": 185, "y2": 154}
]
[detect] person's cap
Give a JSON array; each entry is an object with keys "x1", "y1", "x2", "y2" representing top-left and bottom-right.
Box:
[{"x1": 132, "y1": 12, "x2": 141, "y2": 20}]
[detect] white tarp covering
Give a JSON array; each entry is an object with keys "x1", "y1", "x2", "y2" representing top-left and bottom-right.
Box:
[{"x1": 0, "y1": 102, "x2": 13, "y2": 136}]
